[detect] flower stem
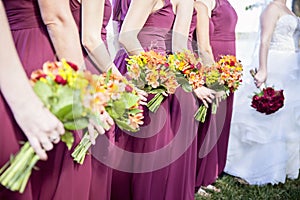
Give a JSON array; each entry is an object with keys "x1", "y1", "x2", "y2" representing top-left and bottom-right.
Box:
[{"x1": 147, "y1": 93, "x2": 164, "y2": 112}]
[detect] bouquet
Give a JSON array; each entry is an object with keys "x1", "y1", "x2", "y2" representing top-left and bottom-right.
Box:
[
  {"x1": 71, "y1": 70, "x2": 143, "y2": 164},
  {"x1": 126, "y1": 50, "x2": 179, "y2": 112},
  {"x1": 195, "y1": 55, "x2": 243, "y2": 122},
  {"x1": 0, "y1": 60, "x2": 98, "y2": 193},
  {"x1": 250, "y1": 69, "x2": 284, "y2": 114},
  {"x1": 167, "y1": 50, "x2": 204, "y2": 92}
]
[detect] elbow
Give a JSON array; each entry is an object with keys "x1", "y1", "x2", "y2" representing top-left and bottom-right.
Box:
[
  {"x1": 41, "y1": 11, "x2": 73, "y2": 28},
  {"x1": 118, "y1": 32, "x2": 137, "y2": 48},
  {"x1": 82, "y1": 33, "x2": 103, "y2": 53}
]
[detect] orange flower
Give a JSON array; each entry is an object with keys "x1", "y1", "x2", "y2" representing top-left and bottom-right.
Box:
[
  {"x1": 129, "y1": 113, "x2": 144, "y2": 130},
  {"x1": 30, "y1": 69, "x2": 47, "y2": 83}
]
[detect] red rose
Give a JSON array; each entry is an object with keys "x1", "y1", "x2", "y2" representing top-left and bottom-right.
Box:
[
  {"x1": 264, "y1": 87, "x2": 275, "y2": 97},
  {"x1": 164, "y1": 63, "x2": 169, "y2": 68},
  {"x1": 230, "y1": 60, "x2": 235, "y2": 66},
  {"x1": 67, "y1": 61, "x2": 79, "y2": 71},
  {"x1": 55, "y1": 75, "x2": 67, "y2": 85}
]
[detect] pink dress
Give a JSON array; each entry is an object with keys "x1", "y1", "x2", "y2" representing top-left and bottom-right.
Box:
[
  {"x1": 70, "y1": 1, "x2": 115, "y2": 199},
  {"x1": 111, "y1": 1, "x2": 199, "y2": 200},
  {"x1": 195, "y1": 0, "x2": 237, "y2": 188},
  {"x1": 1, "y1": 1, "x2": 92, "y2": 199}
]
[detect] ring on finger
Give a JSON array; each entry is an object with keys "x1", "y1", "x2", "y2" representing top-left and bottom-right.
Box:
[{"x1": 49, "y1": 135, "x2": 59, "y2": 143}]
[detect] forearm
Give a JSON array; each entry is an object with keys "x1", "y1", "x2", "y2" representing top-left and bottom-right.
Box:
[{"x1": 258, "y1": 42, "x2": 269, "y2": 71}]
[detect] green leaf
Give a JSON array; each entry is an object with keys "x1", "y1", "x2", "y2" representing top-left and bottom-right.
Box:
[
  {"x1": 128, "y1": 108, "x2": 143, "y2": 115},
  {"x1": 51, "y1": 86, "x2": 77, "y2": 119},
  {"x1": 121, "y1": 93, "x2": 140, "y2": 109},
  {"x1": 105, "y1": 68, "x2": 112, "y2": 84},
  {"x1": 33, "y1": 81, "x2": 53, "y2": 106},
  {"x1": 63, "y1": 103, "x2": 85, "y2": 121},
  {"x1": 61, "y1": 131, "x2": 74, "y2": 150},
  {"x1": 110, "y1": 100, "x2": 126, "y2": 118},
  {"x1": 115, "y1": 118, "x2": 138, "y2": 132},
  {"x1": 63, "y1": 118, "x2": 89, "y2": 130}
]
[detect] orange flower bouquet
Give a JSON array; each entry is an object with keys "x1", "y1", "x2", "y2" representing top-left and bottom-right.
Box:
[
  {"x1": 126, "y1": 50, "x2": 179, "y2": 112},
  {"x1": 71, "y1": 70, "x2": 143, "y2": 164},
  {"x1": 0, "y1": 60, "x2": 97, "y2": 193},
  {"x1": 195, "y1": 55, "x2": 243, "y2": 122}
]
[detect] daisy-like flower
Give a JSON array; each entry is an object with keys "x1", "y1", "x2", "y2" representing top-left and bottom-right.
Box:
[
  {"x1": 129, "y1": 113, "x2": 144, "y2": 130},
  {"x1": 145, "y1": 71, "x2": 159, "y2": 88}
]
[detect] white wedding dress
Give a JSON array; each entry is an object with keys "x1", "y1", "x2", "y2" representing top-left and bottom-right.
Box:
[{"x1": 225, "y1": 14, "x2": 300, "y2": 185}]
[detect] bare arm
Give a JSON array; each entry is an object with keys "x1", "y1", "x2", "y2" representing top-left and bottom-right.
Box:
[
  {"x1": 255, "y1": 3, "x2": 279, "y2": 87},
  {"x1": 81, "y1": 0, "x2": 121, "y2": 76},
  {"x1": 0, "y1": 2, "x2": 64, "y2": 160},
  {"x1": 118, "y1": 0, "x2": 157, "y2": 55},
  {"x1": 38, "y1": 0, "x2": 85, "y2": 68},
  {"x1": 194, "y1": 0, "x2": 215, "y2": 65},
  {"x1": 172, "y1": 0, "x2": 193, "y2": 52}
]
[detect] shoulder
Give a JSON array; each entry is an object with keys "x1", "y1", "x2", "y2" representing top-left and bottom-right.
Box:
[
  {"x1": 261, "y1": 2, "x2": 281, "y2": 19},
  {"x1": 194, "y1": 0, "x2": 215, "y2": 17}
]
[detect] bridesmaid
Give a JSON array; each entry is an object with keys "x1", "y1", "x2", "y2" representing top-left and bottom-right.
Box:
[
  {"x1": 111, "y1": 0, "x2": 203, "y2": 199},
  {"x1": 0, "y1": 2, "x2": 64, "y2": 199},
  {"x1": 194, "y1": 0, "x2": 238, "y2": 194},
  {"x1": 69, "y1": 0, "x2": 122, "y2": 199},
  {"x1": 1, "y1": 0, "x2": 112, "y2": 199}
]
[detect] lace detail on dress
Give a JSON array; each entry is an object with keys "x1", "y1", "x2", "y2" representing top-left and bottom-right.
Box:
[{"x1": 269, "y1": 15, "x2": 299, "y2": 51}]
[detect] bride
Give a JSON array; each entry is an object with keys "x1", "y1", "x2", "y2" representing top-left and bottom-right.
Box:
[{"x1": 225, "y1": 0, "x2": 300, "y2": 185}]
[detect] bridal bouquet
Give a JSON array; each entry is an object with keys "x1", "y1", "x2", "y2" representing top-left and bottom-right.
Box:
[
  {"x1": 0, "y1": 60, "x2": 95, "y2": 193},
  {"x1": 250, "y1": 69, "x2": 285, "y2": 114},
  {"x1": 195, "y1": 55, "x2": 243, "y2": 122},
  {"x1": 72, "y1": 71, "x2": 143, "y2": 164},
  {"x1": 167, "y1": 50, "x2": 204, "y2": 92},
  {"x1": 126, "y1": 50, "x2": 179, "y2": 112}
]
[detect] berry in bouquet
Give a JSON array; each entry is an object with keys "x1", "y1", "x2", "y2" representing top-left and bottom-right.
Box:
[
  {"x1": 250, "y1": 69, "x2": 285, "y2": 115},
  {"x1": 195, "y1": 55, "x2": 243, "y2": 122},
  {"x1": 126, "y1": 50, "x2": 179, "y2": 112},
  {"x1": 0, "y1": 59, "x2": 101, "y2": 193},
  {"x1": 72, "y1": 70, "x2": 144, "y2": 164}
]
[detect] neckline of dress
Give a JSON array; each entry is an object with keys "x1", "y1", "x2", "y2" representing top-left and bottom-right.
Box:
[{"x1": 277, "y1": 14, "x2": 297, "y2": 23}]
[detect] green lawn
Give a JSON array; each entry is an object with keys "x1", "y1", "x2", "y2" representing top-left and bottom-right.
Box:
[{"x1": 195, "y1": 172, "x2": 300, "y2": 200}]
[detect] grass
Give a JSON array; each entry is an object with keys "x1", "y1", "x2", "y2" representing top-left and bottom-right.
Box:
[{"x1": 195, "y1": 172, "x2": 300, "y2": 200}]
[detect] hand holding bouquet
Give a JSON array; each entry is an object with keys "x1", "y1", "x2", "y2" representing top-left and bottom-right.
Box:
[
  {"x1": 71, "y1": 70, "x2": 144, "y2": 164},
  {"x1": 250, "y1": 69, "x2": 284, "y2": 114},
  {"x1": 126, "y1": 50, "x2": 179, "y2": 112},
  {"x1": 0, "y1": 59, "x2": 96, "y2": 193},
  {"x1": 195, "y1": 55, "x2": 243, "y2": 122}
]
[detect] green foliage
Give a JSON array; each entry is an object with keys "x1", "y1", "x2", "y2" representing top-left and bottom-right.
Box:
[{"x1": 195, "y1": 173, "x2": 300, "y2": 200}]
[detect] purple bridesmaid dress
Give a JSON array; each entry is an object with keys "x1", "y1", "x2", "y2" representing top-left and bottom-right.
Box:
[
  {"x1": 1, "y1": 1, "x2": 92, "y2": 199},
  {"x1": 70, "y1": 1, "x2": 115, "y2": 200},
  {"x1": 195, "y1": 0, "x2": 237, "y2": 189},
  {"x1": 111, "y1": 1, "x2": 199, "y2": 200},
  {"x1": 210, "y1": 0, "x2": 237, "y2": 176}
]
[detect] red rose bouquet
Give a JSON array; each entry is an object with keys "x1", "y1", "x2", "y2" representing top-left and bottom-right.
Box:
[{"x1": 250, "y1": 69, "x2": 284, "y2": 114}]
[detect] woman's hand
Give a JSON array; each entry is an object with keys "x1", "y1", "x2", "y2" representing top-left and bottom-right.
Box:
[
  {"x1": 13, "y1": 103, "x2": 65, "y2": 161},
  {"x1": 135, "y1": 88, "x2": 148, "y2": 106},
  {"x1": 193, "y1": 86, "x2": 216, "y2": 108},
  {"x1": 254, "y1": 68, "x2": 267, "y2": 88},
  {"x1": 88, "y1": 109, "x2": 114, "y2": 145},
  {"x1": 215, "y1": 90, "x2": 226, "y2": 107}
]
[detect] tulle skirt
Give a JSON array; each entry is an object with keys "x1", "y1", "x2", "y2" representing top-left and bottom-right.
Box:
[{"x1": 225, "y1": 50, "x2": 300, "y2": 185}]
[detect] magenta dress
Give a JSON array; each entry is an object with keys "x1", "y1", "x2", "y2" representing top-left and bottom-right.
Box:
[
  {"x1": 210, "y1": 0, "x2": 237, "y2": 176},
  {"x1": 111, "y1": 1, "x2": 199, "y2": 200},
  {"x1": 70, "y1": 1, "x2": 115, "y2": 200},
  {"x1": 195, "y1": 0, "x2": 237, "y2": 188},
  {"x1": 0, "y1": 1, "x2": 92, "y2": 200}
]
